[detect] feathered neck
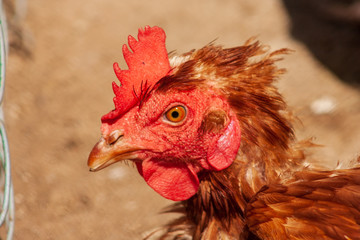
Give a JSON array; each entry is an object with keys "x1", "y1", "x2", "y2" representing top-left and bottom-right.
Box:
[
  {"x1": 149, "y1": 41, "x2": 307, "y2": 239},
  {"x1": 185, "y1": 163, "x2": 248, "y2": 239},
  {"x1": 180, "y1": 143, "x2": 304, "y2": 240}
]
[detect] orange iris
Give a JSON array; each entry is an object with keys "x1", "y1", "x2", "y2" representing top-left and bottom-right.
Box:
[{"x1": 165, "y1": 106, "x2": 186, "y2": 123}]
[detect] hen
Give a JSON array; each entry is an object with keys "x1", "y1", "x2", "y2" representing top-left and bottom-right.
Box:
[{"x1": 88, "y1": 26, "x2": 360, "y2": 240}]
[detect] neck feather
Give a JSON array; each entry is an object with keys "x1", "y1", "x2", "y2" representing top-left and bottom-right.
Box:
[{"x1": 183, "y1": 163, "x2": 250, "y2": 239}]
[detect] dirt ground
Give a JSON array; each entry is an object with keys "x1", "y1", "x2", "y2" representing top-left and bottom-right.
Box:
[{"x1": 2, "y1": 0, "x2": 360, "y2": 239}]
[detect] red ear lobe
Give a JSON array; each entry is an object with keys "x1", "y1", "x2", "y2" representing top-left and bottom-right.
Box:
[
  {"x1": 141, "y1": 159, "x2": 200, "y2": 201},
  {"x1": 207, "y1": 116, "x2": 241, "y2": 171}
]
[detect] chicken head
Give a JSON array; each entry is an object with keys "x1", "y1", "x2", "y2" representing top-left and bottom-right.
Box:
[{"x1": 88, "y1": 26, "x2": 241, "y2": 201}]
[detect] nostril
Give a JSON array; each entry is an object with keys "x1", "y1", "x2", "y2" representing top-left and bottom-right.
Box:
[{"x1": 106, "y1": 130, "x2": 123, "y2": 145}]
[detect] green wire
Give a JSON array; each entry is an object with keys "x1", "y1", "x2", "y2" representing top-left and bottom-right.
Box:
[{"x1": 0, "y1": 0, "x2": 15, "y2": 239}]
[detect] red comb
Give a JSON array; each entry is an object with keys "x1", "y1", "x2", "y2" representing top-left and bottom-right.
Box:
[{"x1": 101, "y1": 26, "x2": 171, "y2": 121}]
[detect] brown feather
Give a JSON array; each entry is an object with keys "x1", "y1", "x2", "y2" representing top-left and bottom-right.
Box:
[
  {"x1": 145, "y1": 40, "x2": 360, "y2": 239},
  {"x1": 246, "y1": 168, "x2": 360, "y2": 239}
]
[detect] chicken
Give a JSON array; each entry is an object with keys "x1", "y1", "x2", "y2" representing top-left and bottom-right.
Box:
[{"x1": 88, "y1": 26, "x2": 360, "y2": 240}]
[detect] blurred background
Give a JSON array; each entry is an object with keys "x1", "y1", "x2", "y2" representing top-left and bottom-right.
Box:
[{"x1": 1, "y1": 0, "x2": 360, "y2": 239}]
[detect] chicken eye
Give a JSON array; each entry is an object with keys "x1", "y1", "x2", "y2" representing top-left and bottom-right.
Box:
[{"x1": 165, "y1": 105, "x2": 186, "y2": 123}]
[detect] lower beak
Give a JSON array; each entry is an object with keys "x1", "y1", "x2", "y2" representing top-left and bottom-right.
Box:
[{"x1": 87, "y1": 137, "x2": 138, "y2": 171}]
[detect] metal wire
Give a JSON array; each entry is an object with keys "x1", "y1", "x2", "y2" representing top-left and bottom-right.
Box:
[{"x1": 0, "y1": 0, "x2": 15, "y2": 239}]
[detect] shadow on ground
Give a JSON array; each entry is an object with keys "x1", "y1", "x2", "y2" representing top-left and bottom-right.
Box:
[{"x1": 282, "y1": 0, "x2": 360, "y2": 86}]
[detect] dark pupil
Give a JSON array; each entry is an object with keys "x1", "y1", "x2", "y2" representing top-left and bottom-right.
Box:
[{"x1": 171, "y1": 111, "x2": 179, "y2": 119}]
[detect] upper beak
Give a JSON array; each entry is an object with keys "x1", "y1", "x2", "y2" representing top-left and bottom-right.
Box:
[{"x1": 88, "y1": 131, "x2": 139, "y2": 171}]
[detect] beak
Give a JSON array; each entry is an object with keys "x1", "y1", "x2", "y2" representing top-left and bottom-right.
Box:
[{"x1": 88, "y1": 131, "x2": 139, "y2": 171}]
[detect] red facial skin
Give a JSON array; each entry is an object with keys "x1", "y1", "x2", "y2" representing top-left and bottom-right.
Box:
[{"x1": 89, "y1": 88, "x2": 241, "y2": 201}]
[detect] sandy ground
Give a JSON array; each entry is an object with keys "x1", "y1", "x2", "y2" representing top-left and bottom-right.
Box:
[{"x1": 2, "y1": 0, "x2": 360, "y2": 239}]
